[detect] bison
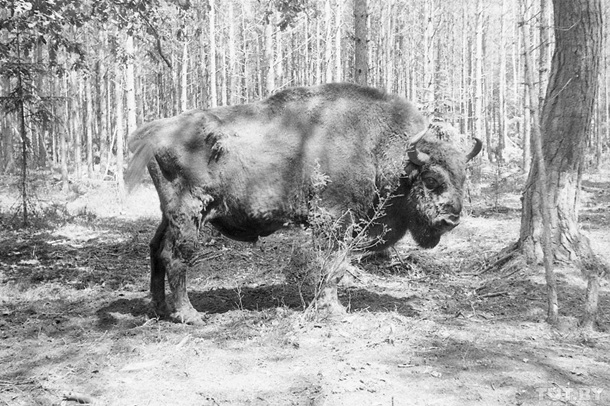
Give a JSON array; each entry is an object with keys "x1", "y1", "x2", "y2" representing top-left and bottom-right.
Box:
[{"x1": 127, "y1": 83, "x2": 481, "y2": 324}]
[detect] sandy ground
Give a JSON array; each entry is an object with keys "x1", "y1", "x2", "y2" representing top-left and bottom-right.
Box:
[{"x1": 1, "y1": 171, "x2": 609, "y2": 406}]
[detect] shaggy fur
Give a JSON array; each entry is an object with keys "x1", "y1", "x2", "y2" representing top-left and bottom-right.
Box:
[{"x1": 127, "y1": 83, "x2": 480, "y2": 323}]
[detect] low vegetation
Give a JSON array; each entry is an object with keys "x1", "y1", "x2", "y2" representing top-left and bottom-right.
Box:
[{"x1": 1, "y1": 166, "x2": 609, "y2": 405}]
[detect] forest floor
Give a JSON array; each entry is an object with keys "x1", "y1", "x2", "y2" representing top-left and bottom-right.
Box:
[{"x1": 1, "y1": 167, "x2": 610, "y2": 406}]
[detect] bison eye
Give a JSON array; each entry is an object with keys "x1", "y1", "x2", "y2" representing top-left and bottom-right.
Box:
[{"x1": 422, "y1": 176, "x2": 440, "y2": 190}]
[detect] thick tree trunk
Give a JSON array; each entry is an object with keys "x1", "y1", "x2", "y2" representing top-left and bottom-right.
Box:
[
  {"x1": 518, "y1": 0, "x2": 606, "y2": 327},
  {"x1": 520, "y1": 0, "x2": 602, "y2": 265}
]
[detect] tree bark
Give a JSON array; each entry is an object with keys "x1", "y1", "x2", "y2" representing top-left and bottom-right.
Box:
[
  {"x1": 264, "y1": 8, "x2": 275, "y2": 94},
  {"x1": 209, "y1": 0, "x2": 218, "y2": 107},
  {"x1": 519, "y1": 0, "x2": 606, "y2": 326},
  {"x1": 521, "y1": 2, "x2": 558, "y2": 324},
  {"x1": 85, "y1": 74, "x2": 94, "y2": 179},
  {"x1": 115, "y1": 64, "x2": 125, "y2": 196},
  {"x1": 324, "y1": 0, "x2": 333, "y2": 83},
  {"x1": 539, "y1": 0, "x2": 551, "y2": 113},
  {"x1": 334, "y1": 0, "x2": 343, "y2": 82},
  {"x1": 473, "y1": 0, "x2": 485, "y2": 151},
  {"x1": 497, "y1": 0, "x2": 507, "y2": 163},
  {"x1": 353, "y1": 0, "x2": 368, "y2": 86}
]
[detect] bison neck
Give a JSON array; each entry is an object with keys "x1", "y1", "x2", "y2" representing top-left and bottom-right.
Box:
[
  {"x1": 366, "y1": 191, "x2": 443, "y2": 251},
  {"x1": 366, "y1": 194, "x2": 413, "y2": 251}
]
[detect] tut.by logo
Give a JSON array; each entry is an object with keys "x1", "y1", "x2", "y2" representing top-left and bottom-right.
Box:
[{"x1": 537, "y1": 386, "x2": 603, "y2": 402}]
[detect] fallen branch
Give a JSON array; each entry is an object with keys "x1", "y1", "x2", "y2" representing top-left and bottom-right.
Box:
[
  {"x1": 478, "y1": 291, "x2": 509, "y2": 299},
  {"x1": 63, "y1": 391, "x2": 99, "y2": 405},
  {"x1": 477, "y1": 250, "x2": 516, "y2": 276}
]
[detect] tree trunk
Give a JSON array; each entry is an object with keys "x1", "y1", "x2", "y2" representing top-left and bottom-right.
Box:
[
  {"x1": 209, "y1": 0, "x2": 218, "y2": 107},
  {"x1": 181, "y1": 38, "x2": 188, "y2": 111},
  {"x1": 497, "y1": 0, "x2": 507, "y2": 163},
  {"x1": 521, "y1": 3, "x2": 558, "y2": 324},
  {"x1": 324, "y1": 0, "x2": 333, "y2": 83},
  {"x1": 315, "y1": 17, "x2": 322, "y2": 85},
  {"x1": 228, "y1": 2, "x2": 238, "y2": 104},
  {"x1": 353, "y1": 0, "x2": 368, "y2": 85},
  {"x1": 334, "y1": 0, "x2": 343, "y2": 82},
  {"x1": 61, "y1": 73, "x2": 69, "y2": 191},
  {"x1": 72, "y1": 72, "x2": 82, "y2": 180},
  {"x1": 264, "y1": 9, "x2": 275, "y2": 94},
  {"x1": 519, "y1": 0, "x2": 605, "y2": 326},
  {"x1": 115, "y1": 64, "x2": 125, "y2": 196},
  {"x1": 520, "y1": 0, "x2": 602, "y2": 264},
  {"x1": 423, "y1": 0, "x2": 435, "y2": 111},
  {"x1": 538, "y1": 0, "x2": 551, "y2": 113},
  {"x1": 473, "y1": 0, "x2": 485, "y2": 149},
  {"x1": 85, "y1": 74, "x2": 94, "y2": 179}
]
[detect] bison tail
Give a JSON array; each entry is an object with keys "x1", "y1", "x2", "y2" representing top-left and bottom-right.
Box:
[{"x1": 125, "y1": 138, "x2": 155, "y2": 193}]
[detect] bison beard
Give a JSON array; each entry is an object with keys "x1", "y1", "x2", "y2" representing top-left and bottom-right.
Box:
[{"x1": 127, "y1": 83, "x2": 481, "y2": 324}]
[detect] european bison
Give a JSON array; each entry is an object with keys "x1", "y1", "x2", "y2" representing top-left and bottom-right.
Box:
[{"x1": 127, "y1": 83, "x2": 481, "y2": 324}]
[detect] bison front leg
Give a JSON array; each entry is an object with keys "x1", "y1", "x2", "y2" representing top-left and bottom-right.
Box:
[
  {"x1": 149, "y1": 215, "x2": 171, "y2": 318},
  {"x1": 156, "y1": 195, "x2": 206, "y2": 325}
]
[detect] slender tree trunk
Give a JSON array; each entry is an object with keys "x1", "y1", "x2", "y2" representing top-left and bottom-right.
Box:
[
  {"x1": 209, "y1": 0, "x2": 218, "y2": 106},
  {"x1": 264, "y1": 9, "x2": 275, "y2": 94},
  {"x1": 275, "y1": 27, "x2": 283, "y2": 89},
  {"x1": 61, "y1": 73, "x2": 69, "y2": 191},
  {"x1": 497, "y1": 0, "x2": 507, "y2": 163},
  {"x1": 521, "y1": 5, "x2": 558, "y2": 324},
  {"x1": 115, "y1": 64, "x2": 125, "y2": 195},
  {"x1": 181, "y1": 39, "x2": 188, "y2": 111},
  {"x1": 315, "y1": 18, "x2": 322, "y2": 85},
  {"x1": 423, "y1": 0, "x2": 434, "y2": 110},
  {"x1": 85, "y1": 74, "x2": 93, "y2": 178},
  {"x1": 353, "y1": 0, "x2": 368, "y2": 86},
  {"x1": 335, "y1": 0, "x2": 343, "y2": 82},
  {"x1": 539, "y1": 0, "x2": 551, "y2": 113},
  {"x1": 324, "y1": 0, "x2": 333, "y2": 83},
  {"x1": 228, "y1": 2, "x2": 238, "y2": 104},
  {"x1": 474, "y1": 0, "x2": 485, "y2": 152},
  {"x1": 72, "y1": 72, "x2": 82, "y2": 180}
]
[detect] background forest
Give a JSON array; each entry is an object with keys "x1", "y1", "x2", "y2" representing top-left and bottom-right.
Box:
[{"x1": 1, "y1": 0, "x2": 609, "y2": 193}]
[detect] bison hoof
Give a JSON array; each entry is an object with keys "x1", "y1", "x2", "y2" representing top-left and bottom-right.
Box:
[{"x1": 170, "y1": 308, "x2": 205, "y2": 325}]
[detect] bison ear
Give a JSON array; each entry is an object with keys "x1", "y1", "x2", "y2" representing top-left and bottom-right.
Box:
[{"x1": 466, "y1": 138, "x2": 483, "y2": 162}]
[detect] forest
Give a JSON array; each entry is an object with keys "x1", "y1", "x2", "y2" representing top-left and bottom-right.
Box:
[
  {"x1": 0, "y1": 0, "x2": 608, "y2": 184},
  {"x1": 1, "y1": 0, "x2": 610, "y2": 405}
]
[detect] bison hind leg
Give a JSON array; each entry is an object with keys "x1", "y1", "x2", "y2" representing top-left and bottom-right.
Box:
[{"x1": 152, "y1": 191, "x2": 212, "y2": 325}]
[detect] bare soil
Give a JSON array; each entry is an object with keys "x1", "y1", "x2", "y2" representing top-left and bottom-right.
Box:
[{"x1": 1, "y1": 170, "x2": 609, "y2": 406}]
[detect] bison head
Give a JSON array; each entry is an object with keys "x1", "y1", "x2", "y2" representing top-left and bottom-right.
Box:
[{"x1": 397, "y1": 125, "x2": 482, "y2": 248}]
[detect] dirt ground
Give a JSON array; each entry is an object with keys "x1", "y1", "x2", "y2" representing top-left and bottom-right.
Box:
[{"x1": 1, "y1": 169, "x2": 609, "y2": 406}]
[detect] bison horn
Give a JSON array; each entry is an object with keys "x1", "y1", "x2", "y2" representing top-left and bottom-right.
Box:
[
  {"x1": 406, "y1": 126, "x2": 430, "y2": 166},
  {"x1": 466, "y1": 138, "x2": 483, "y2": 162}
]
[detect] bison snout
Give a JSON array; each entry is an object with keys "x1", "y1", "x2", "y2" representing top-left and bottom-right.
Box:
[{"x1": 439, "y1": 214, "x2": 460, "y2": 230}]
